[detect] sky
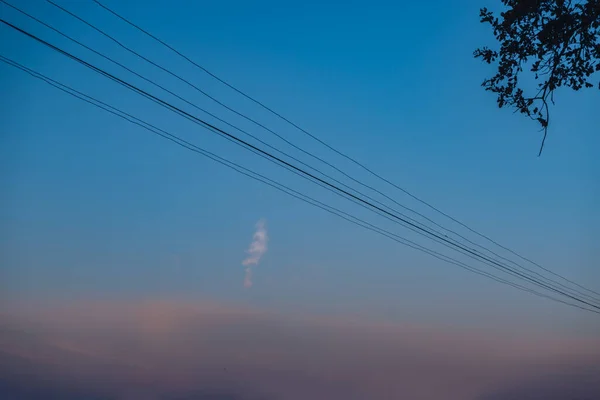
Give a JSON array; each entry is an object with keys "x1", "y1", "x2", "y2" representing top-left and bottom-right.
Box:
[
  {"x1": 1, "y1": 301, "x2": 600, "y2": 399},
  {"x1": 1, "y1": 1, "x2": 599, "y2": 392}
]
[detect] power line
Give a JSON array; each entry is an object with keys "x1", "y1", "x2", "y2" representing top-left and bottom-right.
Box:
[
  {"x1": 0, "y1": 1, "x2": 540, "y2": 277},
  {"x1": 4, "y1": 17, "x2": 599, "y2": 311},
  {"x1": 0, "y1": 0, "x2": 496, "y2": 262},
  {"x1": 88, "y1": 0, "x2": 600, "y2": 300},
  {"x1": 43, "y1": 0, "x2": 532, "y2": 266},
  {"x1": 2, "y1": 19, "x2": 599, "y2": 312},
  {"x1": 14, "y1": 0, "x2": 598, "y2": 304},
  {"x1": 2, "y1": 54, "x2": 597, "y2": 315},
  {"x1": 4, "y1": 0, "x2": 490, "y2": 265}
]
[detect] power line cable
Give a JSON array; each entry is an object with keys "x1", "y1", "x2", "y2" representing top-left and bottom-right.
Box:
[
  {"x1": 43, "y1": 0, "x2": 534, "y2": 266},
  {"x1": 7, "y1": 0, "x2": 501, "y2": 265},
  {"x1": 2, "y1": 53, "x2": 598, "y2": 315},
  {"x1": 3, "y1": 0, "x2": 564, "y2": 289},
  {"x1": 88, "y1": 0, "x2": 600, "y2": 300},
  {"x1": 5, "y1": 17, "x2": 598, "y2": 311},
  {"x1": 3, "y1": 19, "x2": 598, "y2": 311},
  {"x1": 0, "y1": 1, "x2": 496, "y2": 259},
  {"x1": 14, "y1": 0, "x2": 598, "y2": 304}
]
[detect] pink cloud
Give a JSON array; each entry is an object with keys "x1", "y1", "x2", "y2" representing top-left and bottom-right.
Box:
[{"x1": 1, "y1": 300, "x2": 599, "y2": 399}]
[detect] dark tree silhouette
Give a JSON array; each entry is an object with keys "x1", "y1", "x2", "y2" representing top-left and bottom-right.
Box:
[{"x1": 474, "y1": 0, "x2": 600, "y2": 155}]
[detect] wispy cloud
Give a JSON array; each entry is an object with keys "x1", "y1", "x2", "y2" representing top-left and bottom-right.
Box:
[{"x1": 242, "y1": 219, "x2": 268, "y2": 288}]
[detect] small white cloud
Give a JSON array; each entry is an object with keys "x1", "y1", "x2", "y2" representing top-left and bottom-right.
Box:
[{"x1": 241, "y1": 219, "x2": 268, "y2": 288}]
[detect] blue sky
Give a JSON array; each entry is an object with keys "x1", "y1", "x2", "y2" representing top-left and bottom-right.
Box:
[{"x1": 1, "y1": 0, "x2": 599, "y2": 335}]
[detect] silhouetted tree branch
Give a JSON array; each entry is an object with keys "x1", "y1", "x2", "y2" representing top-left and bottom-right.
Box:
[{"x1": 474, "y1": 0, "x2": 600, "y2": 155}]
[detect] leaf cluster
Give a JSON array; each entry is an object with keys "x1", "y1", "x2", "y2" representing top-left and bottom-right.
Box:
[{"x1": 474, "y1": 0, "x2": 599, "y2": 154}]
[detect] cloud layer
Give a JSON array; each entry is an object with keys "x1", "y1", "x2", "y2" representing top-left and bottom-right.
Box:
[{"x1": 1, "y1": 300, "x2": 599, "y2": 399}]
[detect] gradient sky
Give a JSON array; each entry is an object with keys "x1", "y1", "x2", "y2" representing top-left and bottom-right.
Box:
[
  {"x1": 1, "y1": 0, "x2": 599, "y2": 336},
  {"x1": 2, "y1": 301, "x2": 600, "y2": 399}
]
